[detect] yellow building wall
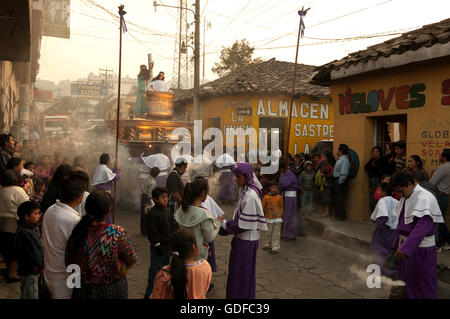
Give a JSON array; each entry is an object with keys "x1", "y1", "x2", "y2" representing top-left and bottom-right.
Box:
[
  {"x1": 331, "y1": 61, "x2": 450, "y2": 221},
  {"x1": 185, "y1": 94, "x2": 333, "y2": 155}
]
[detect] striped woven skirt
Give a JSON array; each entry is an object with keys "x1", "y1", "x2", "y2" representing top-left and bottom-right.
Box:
[{"x1": 72, "y1": 277, "x2": 128, "y2": 299}]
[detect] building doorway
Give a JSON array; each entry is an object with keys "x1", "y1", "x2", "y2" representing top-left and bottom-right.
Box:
[
  {"x1": 259, "y1": 117, "x2": 286, "y2": 155},
  {"x1": 372, "y1": 114, "x2": 407, "y2": 155}
]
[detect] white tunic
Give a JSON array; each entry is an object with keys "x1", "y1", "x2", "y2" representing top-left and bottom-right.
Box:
[{"x1": 42, "y1": 201, "x2": 81, "y2": 299}]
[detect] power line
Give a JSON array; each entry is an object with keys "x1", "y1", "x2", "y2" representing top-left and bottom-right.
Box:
[
  {"x1": 206, "y1": 0, "x2": 254, "y2": 47},
  {"x1": 82, "y1": 0, "x2": 175, "y2": 36},
  {"x1": 200, "y1": 0, "x2": 209, "y2": 18},
  {"x1": 254, "y1": 32, "x2": 405, "y2": 50},
  {"x1": 73, "y1": 7, "x2": 176, "y2": 38},
  {"x1": 257, "y1": 0, "x2": 394, "y2": 47}
]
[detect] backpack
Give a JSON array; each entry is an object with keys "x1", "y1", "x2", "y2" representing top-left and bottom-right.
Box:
[{"x1": 347, "y1": 149, "x2": 360, "y2": 180}]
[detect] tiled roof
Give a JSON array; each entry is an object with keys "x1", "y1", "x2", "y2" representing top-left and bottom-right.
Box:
[
  {"x1": 311, "y1": 18, "x2": 450, "y2": 85},
  {"x1": 174, "y1": 58, "x2": 330, "y2": 104}
]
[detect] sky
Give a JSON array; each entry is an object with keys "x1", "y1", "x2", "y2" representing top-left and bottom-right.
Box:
[{"x1": 38, "y1": 0, "x2": 450, "y2": 87}]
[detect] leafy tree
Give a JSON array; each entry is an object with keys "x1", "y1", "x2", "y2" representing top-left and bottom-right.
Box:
[{"x1": 211, "y1": 39, "x2": 262, "y2": 76}]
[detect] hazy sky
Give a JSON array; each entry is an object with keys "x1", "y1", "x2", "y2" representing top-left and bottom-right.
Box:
[{"x1": 38, "y1": 0, "x2": 450, "y2": 86}]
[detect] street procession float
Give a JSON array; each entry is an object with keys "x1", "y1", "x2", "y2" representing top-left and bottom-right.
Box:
[{"x1": 106, "y1": 65, "x2": 193, "y2": 158}]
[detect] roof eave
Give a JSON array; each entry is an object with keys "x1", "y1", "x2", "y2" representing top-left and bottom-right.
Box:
[{"x1": 330, "y1": 41, "x2": 450, "y2": 81}]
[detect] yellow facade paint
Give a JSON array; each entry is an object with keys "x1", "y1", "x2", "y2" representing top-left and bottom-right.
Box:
[
  {"x1": 185, "y1": 94, "x2": 333, "y2": 155},
  {"x1": 330, "y1": 60, "x2": 450, "y2": 221}
]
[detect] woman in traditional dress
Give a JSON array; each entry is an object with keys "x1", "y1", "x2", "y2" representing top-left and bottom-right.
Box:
[
  {"x1": 221, "y1": 163, "x2": 267, "y2": 298},
  {"x1": 65, "y1": 190, "x2": 137, "y2": 299}
]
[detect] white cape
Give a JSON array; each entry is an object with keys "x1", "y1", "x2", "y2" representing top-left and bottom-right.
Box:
[
  {"x1": 393, "y1": 184, "x2": 444, "y2": 225},
  {"x1": 92, "y1": 165, "x2": 116, "y2": 186},
  {"x1": 233, "y1": 187, "x2": 267, "y2": 231},
  {"x1": 141, "y1": 153, "x2": 171, "y2": 171},
  {"x1": 370, "y1": 196, "x2": 399, "y2": 229}
]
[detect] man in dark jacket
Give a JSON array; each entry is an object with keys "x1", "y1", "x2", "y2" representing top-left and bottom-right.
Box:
[
  {"x1": 144, "y1": 187, "x2": 178, "y2": 299},
  {"x1": 0, "y1": 133, "x2": 15, "y2": 176},
  {"x1": 14, "y1": 201, "x2": 44, "y2": 299}
]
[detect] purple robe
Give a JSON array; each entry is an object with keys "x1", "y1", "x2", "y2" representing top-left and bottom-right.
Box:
[
  {"x1": 395, "y1": 203, "x2": 437, "y2": 299},
  {"x1": 225, "y1": 164, "x2": 266, "y2": 299},
  {"x1": 95, "y1": 168, "x2": 120, "y2": 224},
  {"x1": 371, "y1": 216, "x2": 396, "y2": 277},
  {"x1": 279, "y1": 169, "x2": 298, "y2": 239},
  {"x1": 225, "y1": 218, "x2": 258, "y2": 299},
  {"x1": 217, "y1": 167, "x2": 236, "y2": 201}
]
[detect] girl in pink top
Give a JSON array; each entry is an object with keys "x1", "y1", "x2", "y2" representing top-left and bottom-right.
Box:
[{"x1": 151, "y1": 229, "x2": 212, "y2": 299}]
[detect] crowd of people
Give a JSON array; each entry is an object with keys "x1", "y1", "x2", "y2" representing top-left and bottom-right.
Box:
[
  {"x1": 1, "y1": 129, "x2": 449, "y2": 299},
  {"x1": 0, "y1": 132, "x2": 132, "y2": 299}
]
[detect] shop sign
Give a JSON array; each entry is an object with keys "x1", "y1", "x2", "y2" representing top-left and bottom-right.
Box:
[
  {"x1": 236, "y1": 108, "x2": 252, "y2": 116},
  {"x1": 338, "y1": 83, "x2": 426, "y2": 115},
  {"x1": 42, "y1": 0, "x2": 70, "y2": 39}
]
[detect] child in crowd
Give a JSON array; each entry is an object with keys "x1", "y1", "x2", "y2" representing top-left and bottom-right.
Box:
[
  {"x1": 144, "y1": 187, "x2": 179, "y2": 299},
  {"x1": 24, "y1": 162, "x2": 35, "y2": 174},
  {"x1": 370, "y1": 182, "x2": 398, "y2": 278},
  {"x1": 30, "y1": 178, "x2": 46, "y2": 206},
  {"x1": 375, "y1": 175, "x2": 389, "y2": 201},
  {"x1": 14, "y1": 201, "x2": 44, "y2": 299},
  {"x1": 374, "y1": 174, "x2": 401, "y2": 201},
  {"x1": 140, "y1": 167, "x2": 160, "y2": 236},
  {"x1": 299, "y1": 161, "x2": 315, "y2": 218},
  {"x1": 151, "y1": 229, "x2": 212, "y2": 299},
  {"x1": 262, "y1": 182, "x2": 284, "y2": 254}
]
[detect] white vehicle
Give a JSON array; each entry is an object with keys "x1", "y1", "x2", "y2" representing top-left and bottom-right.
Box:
[{"x1": 43, "y1": 115, "x2": 71, "y2": 137}]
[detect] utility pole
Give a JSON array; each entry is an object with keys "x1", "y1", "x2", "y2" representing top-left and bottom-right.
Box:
[
  {"x1": 185, "y1": 6, "x2": 189, "y2": 88},
  {"x1": 114, "y1": 4, "x2": 126, "y2": 224},
  {"x1": 99, "y1": 67, "x2": 113, "y2": 95},
  {"x1": 193, "y1": 0, "x2": 200, "y2": 120},
  {"x1": 178, "y1": 0, "x2": 183, "y2": 89},
  {"x1": 202, "y1": 17, "x2": 211, "y2": 81},
  {"x1": 286, "y1": 6, "x2": 310, "y2": 158},
  {"x1": 203, "y1": 16, "x2": 206, "y2": 80}
]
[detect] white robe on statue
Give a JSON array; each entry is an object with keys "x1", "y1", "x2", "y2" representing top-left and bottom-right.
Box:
[{"x1": 147, "y1": 80, "x2": 169, "y2": 92}]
